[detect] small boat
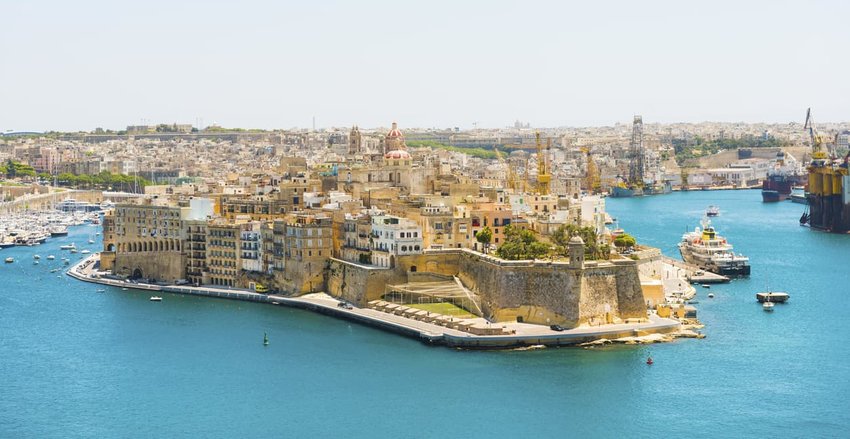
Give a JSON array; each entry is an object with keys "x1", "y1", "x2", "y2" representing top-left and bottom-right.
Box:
[
  {"x1": 47, "y1": 255, "x2": 55, "y2": 260},
  {"x1": 60, "y1": 243, "x2": 76, "y2": 250},
  {"x1": 263, "y1": 332, "x2": 269, "y2": 346},
  {"x1": 81, "y1": 250, "x2": 91, "y2": 254},
  {"x1": 701, "y1": 284, "x2": 710, "y2": 289},
  {"x1": 708, "y1": 293, "x2": 715, "y2": 298},
  {"x1": 63, "y1": 260, "x2": 70, "y2": 265},
  {"x1": 646, "y1": 357, "x2": 654, "y2": 365},
  {"x1": 4, "y1": 257, "x2": 13, "y2": 263},
  {"x1": 70, "y1": 248, "x2": 78, "y2": 254},
  {"x1": 96, "y1": 289, "x2": 105, "y2": 293},
  {"x1": 763, "y1": 301, "x2": 775, "y2": 312},
  {"x1": 706, "y1": 205, "x2": 720, "y2": 217},
  {"x1": 150, "y1": 296, "x2": 162, "y2": 302},
  {"x1": 33, "y1": 255, "x2": 40, "y2": 260},
  {"x1": 756, "y1": 292, "x2": 789, "y2": 303},
  {"x1": 33, "y1": 260, "x2": 39, "y2": 265},
  {"x1": 50, "y1": 268, "x2": 60, "y2": 273}
]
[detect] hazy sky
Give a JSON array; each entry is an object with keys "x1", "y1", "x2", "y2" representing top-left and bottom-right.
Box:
[{"x1": 2, "y1": 0, "x2": 848, "y2": 131}]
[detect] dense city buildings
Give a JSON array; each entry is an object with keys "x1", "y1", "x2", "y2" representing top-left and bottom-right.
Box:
[{"x1": 4, "y1": 116, "x2": 848, "y2": 328}]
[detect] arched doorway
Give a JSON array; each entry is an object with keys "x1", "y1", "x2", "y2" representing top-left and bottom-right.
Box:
[{"x1": 131, "y1": 268, "x2": 143, "y2": 279}]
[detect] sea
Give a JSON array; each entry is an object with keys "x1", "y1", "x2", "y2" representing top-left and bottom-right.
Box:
[{"x1": 1, "y1": 189, "x2": 848, "y2": 438}]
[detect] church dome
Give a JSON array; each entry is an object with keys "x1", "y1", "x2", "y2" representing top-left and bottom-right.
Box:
[
  {"x1": 386, "y1": 122, "x2": 403, "y2": 139},
  {"x1": 384, "y1": 149, "x2": 411, "y2": 160}
]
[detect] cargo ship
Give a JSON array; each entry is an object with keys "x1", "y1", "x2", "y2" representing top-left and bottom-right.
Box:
[
  {"x1": 799, "y1": 109, "x2": 850, "y2": 233},
  {"x1": 678, "y1": 217, "x2": 750, "y2": 276},
  {"x1": 762, "y1": 151, "x2": 806, "y2": 202},
  {"x1": 762, "y1": 173, "x2": 793, "y2": 202}
]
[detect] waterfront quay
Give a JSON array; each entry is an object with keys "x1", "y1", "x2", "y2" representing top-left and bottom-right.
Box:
[{"x1": 69, "y1": 253, "x2": 682, "y2": 349}]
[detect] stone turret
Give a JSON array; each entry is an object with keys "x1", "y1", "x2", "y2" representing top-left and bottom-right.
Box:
[{"x1": 569, "y1": 234, "x2": 584, "y2": 269}]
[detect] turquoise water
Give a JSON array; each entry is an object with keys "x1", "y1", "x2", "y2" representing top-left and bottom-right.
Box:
[{"x1": 1, "y1": 191, "x2": 848, "y2": 438}]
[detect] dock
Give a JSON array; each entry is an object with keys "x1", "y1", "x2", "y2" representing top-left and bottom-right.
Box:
[
  {"x1": 661, "y1": 256, "x2": 729, "y2": 284},
  {"x1": 68, "y1": 253, "x2": 682, "y2": 349}
]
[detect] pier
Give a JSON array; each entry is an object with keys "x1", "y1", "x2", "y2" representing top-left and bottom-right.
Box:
[
  {"x1": 661, "y1": 256, "x2": 729, "y2": 284},
  {"x1": 68, "y1": 253, "x2": 682, "y2": 349}
]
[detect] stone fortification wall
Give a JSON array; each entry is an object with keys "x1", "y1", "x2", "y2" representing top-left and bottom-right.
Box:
[
  {"x1": 114, "y1": 251, "x2": 186, "y2": 282},
  {"x1": 327, "y1": 259, "x2": 408, "y2": 305},
  {"x1": 327, "y1": 249, "x2": 646, "y2": 328}
]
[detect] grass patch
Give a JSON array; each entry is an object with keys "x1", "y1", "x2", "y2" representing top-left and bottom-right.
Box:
[{"x1": 405, "y1": 302, "x2": 476, "y2": 318}]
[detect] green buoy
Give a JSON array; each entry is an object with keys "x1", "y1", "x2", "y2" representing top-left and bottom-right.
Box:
[{"x1": 263, "y1": 332, "x2": 269, "y2": 346}]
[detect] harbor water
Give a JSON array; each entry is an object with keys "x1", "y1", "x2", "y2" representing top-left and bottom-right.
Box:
[{"x1": 1, "y1": 190, "x2": 849, "y2": 438}]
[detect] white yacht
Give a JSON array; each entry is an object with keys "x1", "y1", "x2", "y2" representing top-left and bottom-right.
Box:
[
  {"x1": 679, "y1": 217, "x2": 750, "y2": 276},
  {"x1": 60, "y1": 243, "x2": 76, "y2": 250}
]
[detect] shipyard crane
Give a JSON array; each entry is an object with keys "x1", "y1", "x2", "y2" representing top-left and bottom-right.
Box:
[
  {"x1": 535, "y1": 132, "x2": 551, "y2": 195},
  {"x1": 628, "y1": 115, "x2": 645, "y2": 187},
  {"x1": 582, "y1": 146, "x2": 600, "y2": 193},
  {"x1": 804, "y1": 107, "x2": 829, "y2": 163}
]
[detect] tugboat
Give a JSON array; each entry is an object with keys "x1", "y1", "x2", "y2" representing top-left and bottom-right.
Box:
[{"x1": 678, "y1": 217, "x2": 750, "y2": 276}]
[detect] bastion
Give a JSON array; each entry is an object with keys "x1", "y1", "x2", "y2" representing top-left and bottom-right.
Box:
[{"x1": 327, "y1": 247, "x2": 646, "y2": 328}]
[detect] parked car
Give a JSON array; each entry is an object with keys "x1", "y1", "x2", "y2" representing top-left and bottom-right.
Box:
[{"x1": 549, "y1": 324, "x2": 565, "y2": 332}]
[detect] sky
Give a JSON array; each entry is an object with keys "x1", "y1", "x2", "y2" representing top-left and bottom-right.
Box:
[{"x1": 1, "y1": 0, "x2": 849, "y2": 132}]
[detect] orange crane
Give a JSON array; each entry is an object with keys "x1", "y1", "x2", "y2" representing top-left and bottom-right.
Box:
[{"x1": 536, "y1": 132, "x2": 551, "y2": 195}]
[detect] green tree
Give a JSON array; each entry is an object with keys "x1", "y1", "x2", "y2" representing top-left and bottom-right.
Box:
[
  {"x1": 613, "y1": 233, "x2": 636, "y2": 249},
  {"x1": 551, "y1": 223, "x2": 610, "y2": 260},
  {"x1": 496, "y1": 225, "x2": 550, "y2": 260},
  {"x1": 475, "y1": 226, "x2": 493, "y2": 252},
  {"x1": 5, "y1": 159, "x2": 16, "y2": 178}
]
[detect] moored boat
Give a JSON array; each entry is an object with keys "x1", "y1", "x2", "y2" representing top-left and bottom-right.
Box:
[
  {"x1": 678, "y1": 217, "x2": 750, "y2": 276},
  {"x1": 756, "y1": 292, "x2": 789, "y2": 303},
  {"x1": 4, "y1": 257, "x2": 14, "y2": 263}
]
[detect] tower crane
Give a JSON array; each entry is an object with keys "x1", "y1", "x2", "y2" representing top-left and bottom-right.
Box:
[
  {"x1": 582, "y1": 146, "x2": 600, "y2": 193},
  {"x1": 805, "y1": 107, "x2": 828, "y2": 164},
  {"x1": 535, "y1": 132, "x2": 551, "y2": 195}
]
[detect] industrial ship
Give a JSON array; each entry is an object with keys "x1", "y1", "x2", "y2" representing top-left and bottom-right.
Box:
[
  {"x1": 762, "y1": 151, "x2": 804, "y2": 202},
  {"x1": 799, "y1": 109, "x2": 850, "y2": 233}
]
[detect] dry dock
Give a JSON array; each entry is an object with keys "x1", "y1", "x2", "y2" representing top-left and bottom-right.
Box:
[{"x1": 68, "y1": 254, "x2": 682, "y2": 349}]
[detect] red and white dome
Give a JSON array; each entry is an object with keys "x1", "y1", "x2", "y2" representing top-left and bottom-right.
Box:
[
  {"x1": 384, "y1": 149, "x2": 411, "y2": 160},
  {"x1": 386, "y1": 122, "x2": 403, "y2": 139}
]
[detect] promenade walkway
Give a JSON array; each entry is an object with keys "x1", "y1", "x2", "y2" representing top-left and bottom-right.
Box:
[{"x1": 68, "y1": 254, "x2": 682, "y2": 349}]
